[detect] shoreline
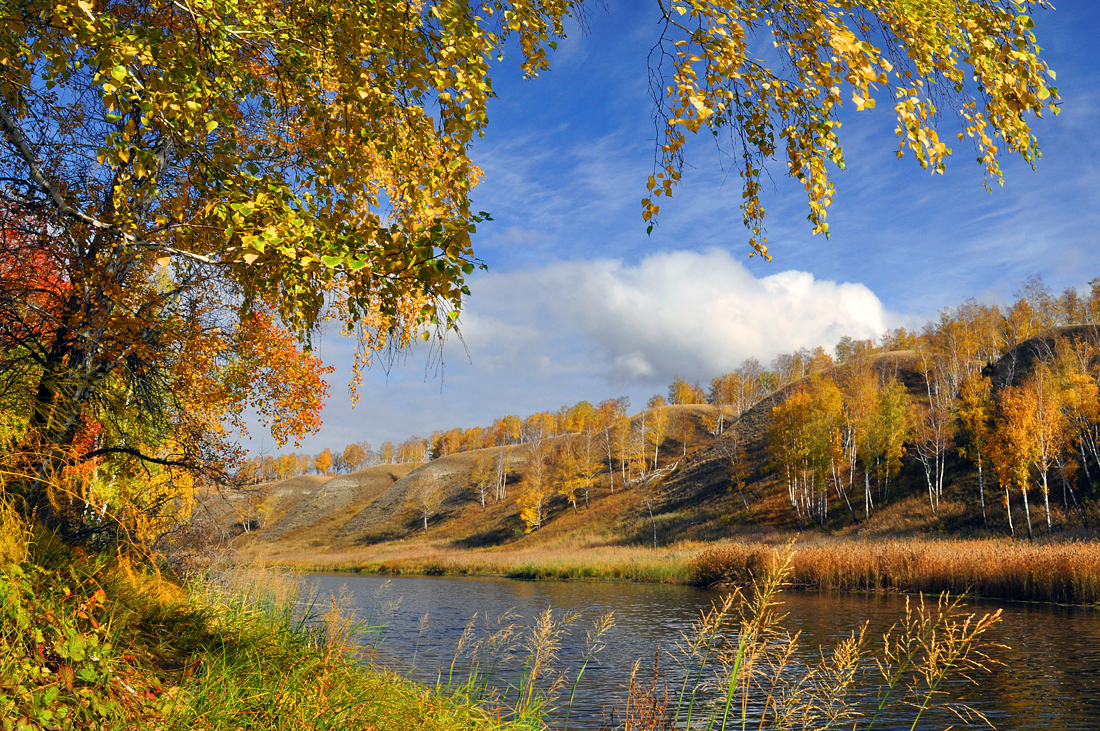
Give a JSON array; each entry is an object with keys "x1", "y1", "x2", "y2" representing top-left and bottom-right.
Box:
[{"x1": 244, "y1": 535, "x2": 1100, "y2": 607}]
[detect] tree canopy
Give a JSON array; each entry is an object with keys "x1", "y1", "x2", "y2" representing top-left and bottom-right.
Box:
[{"x1": 0, "y1": 0, "x2": 1058, "y2": 538}]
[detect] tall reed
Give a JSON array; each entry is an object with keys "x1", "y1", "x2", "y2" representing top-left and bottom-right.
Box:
[
  {"x1": 688, "y1": 538, "x2": 1100, "y2": 604},
  {"x1": 648, "y1": 543, "x2": 1003, "y2": 731},
  {"x1": 435, "y1": 605, "x2": 617, "y2": 728}
]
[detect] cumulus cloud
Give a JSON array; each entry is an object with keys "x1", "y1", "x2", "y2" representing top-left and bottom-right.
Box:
[
  {"x1": 461, "y1": 248, "x2": 898, "y2": 388},
  {"x1": 248, "y1": 248, "x2": 903, "y2": 455}
]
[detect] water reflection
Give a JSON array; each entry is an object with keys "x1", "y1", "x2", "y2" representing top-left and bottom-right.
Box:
[{"x1": 308, "y1": 573, "x2": 1100, "y2": 730}]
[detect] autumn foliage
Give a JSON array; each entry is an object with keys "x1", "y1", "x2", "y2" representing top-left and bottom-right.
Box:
[{"x1": 261, "y1": 277, "x2": 1100, "y2": 543}]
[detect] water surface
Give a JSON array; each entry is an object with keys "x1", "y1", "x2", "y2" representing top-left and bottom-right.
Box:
[{"x1": 308, "y1": 573, "x2": 1100, "y2": 730}]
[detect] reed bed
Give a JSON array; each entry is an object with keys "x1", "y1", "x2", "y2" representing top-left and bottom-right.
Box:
[
  {"x1": 688, "y1": 538, "x2": 1100, "y2": 605},
  {"x1": 262, "y1": 535, "x2": 1100, "y2": 605}
]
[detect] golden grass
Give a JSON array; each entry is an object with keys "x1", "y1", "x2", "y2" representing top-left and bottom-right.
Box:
[
  {"x1": 247, "y1": 535, "x2": 1100, "y2": 605},
  {"x1": 689, "y1": 538, "x2": 1100, "y2": 605},
  {"x1": 248, "y1": 539, "x2": 700, "y2": 584}
]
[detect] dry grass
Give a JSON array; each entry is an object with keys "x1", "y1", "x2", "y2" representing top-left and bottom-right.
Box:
[
  {"x1": 689, "y1": 538, "x2": 1100, "y2": 604},
  {"x1": 610, "y1": 544, "x2": 1004, "y2": 731},
  {"x1": 247, "y1": 539, "x2": 701, "y2": 584},
  {"x1": 246, "y1": 534, "x2": 1100, "y2": 605}
]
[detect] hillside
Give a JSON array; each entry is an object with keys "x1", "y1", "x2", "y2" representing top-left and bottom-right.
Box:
[{"x1": 226, "y1": 334, "x2": 1100, "y2": 563}]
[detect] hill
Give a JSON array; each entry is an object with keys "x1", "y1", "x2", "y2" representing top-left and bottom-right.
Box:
[{"x1": 224, "y1": 332, "x2": 1100, "y2": 564}]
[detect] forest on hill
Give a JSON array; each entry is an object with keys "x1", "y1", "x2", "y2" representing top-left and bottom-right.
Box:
[{"x1": 225, "y1": 276, "x2": 1100, "y2": 551}]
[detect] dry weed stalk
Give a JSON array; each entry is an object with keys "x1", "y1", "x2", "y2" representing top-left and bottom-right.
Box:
[
  {"x1": 438, "y1": 606, "x2": 616, "y2": 727},
  {"x1": 620, "y1": 652, "x2": 675, "y2": 731},
  {"x1": 659, "y1": 542, "x2": 1003, "y2": 731}
]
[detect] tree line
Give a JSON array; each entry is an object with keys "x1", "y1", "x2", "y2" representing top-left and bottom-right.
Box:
[
  {"x1": 759, "y1": 277, "x2": 1100, "y2": 536},
  {"x1": 262, "y1": 276, "x2": 1100, "y2": 538}
]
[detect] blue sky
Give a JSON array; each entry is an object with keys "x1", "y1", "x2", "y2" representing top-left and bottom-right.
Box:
[{"x1": 246, "y1": 0, "x2": 1100, "y2": 457}]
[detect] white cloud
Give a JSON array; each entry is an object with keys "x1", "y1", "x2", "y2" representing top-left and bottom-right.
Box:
[
  {"x1": 462, "y1": 248, "x2": 898, "y2": 388},
  {"x1": 246, "y1": 249, "x2": 904, "y2": 456}
]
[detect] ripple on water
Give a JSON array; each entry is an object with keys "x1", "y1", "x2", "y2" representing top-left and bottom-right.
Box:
[{"x1": 307, "y1": 573, "x2": 1100, "y2": 731}]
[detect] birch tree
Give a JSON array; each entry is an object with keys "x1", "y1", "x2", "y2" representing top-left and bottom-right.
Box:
[
  {"x1": 992, "y1": 385, "x2": 1041, "y2": 539},
  {"x1": 957, "y1": 373, "x2": 995, "y2": 525}
]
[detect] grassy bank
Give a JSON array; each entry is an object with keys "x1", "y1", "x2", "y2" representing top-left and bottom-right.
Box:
[
  {"x1": 250, "y1": 536, "x2": 1100, "y2": 606},
  {"x1": 0, "y1": 532, "x2": 521, "y2": 731},
  {"x1": 258, "y1": 541, "x2": 698, "y2": 584}
]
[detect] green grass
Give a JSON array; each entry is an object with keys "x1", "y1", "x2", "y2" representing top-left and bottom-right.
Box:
[{"x1": 0, "y1": 531, "x2": 523, "y2": 731}]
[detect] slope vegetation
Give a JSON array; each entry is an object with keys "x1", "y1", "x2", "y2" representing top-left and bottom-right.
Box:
[{"x1": 230, "y1": 337, "x2": 1100, "y2": 564}]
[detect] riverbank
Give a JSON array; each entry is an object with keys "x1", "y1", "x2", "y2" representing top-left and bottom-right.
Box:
[
  {"x1": 244, "y1": 535, "x2": 1100, "y2": 606},
  {"x1": 0, "y1": 533, "x2": 519, "y2": 731}
]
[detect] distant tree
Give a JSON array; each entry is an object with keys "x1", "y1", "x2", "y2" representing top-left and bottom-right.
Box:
[
  {"x1": 378, "y1": 441, "x2": 397, "y2": 465},
  {"x1": 462, "y1": 426, "x2": 486, "y2": 452},
  {"x1": 992, "y1": 384, "x2": 1042, "y2": 539},
  {"x1": 612, "y1": 413, "x2": 634, "y2": 488},
  {"x1": 519, "y1": 427, "x2": 552, "y2": 532},
  {"x1": 432, "y1": 429, "x2": 462, "y2": 458},
  {"x1": 768, "y1": 377, "x2": 842, "y2": 526},
  {"x1": 805, "y1": 346, "x2": 835, "y2": 375},
  {"x1": 734, "y1": 358, "x2": 765, "y2": 417},
  {"x1": 649, "y1": 403, "x2": 669, "y2": 470},
  {"x1": 1027, "y1": 362, "x2": 1068, "y2": 534},
  {"x1": 313, "y1": 448, "x2": 333, "y2": 476},
  {"x1": 469, "y1": 453, "x2": 495, "y2": 510},
  {"x1": 259, "y1": 455, "x2": 276, "y2": 482},
  {"x1": 912, "y1": 346, "x2": 958, "y2": 513},
  {"x1": 708, "y1": 373, "x2": 737, "y2": 436},
  {"x1": 840, "y1": 369, "x2": 876, "y2": 519},
  {"x1": 866, "y1": 378, "x2": 910, "y2": 506},
  {"x1": 568, "y1": 401, "x2": 595, "y2": 433},
  {"x1": 274, "y1": 454, "x2": 297, "y2": 481},
  {"x1": 958, "y1": 373, "x2": 995, "y2": 525},
  {"x1": 880, "y1": 327, "x2": 920, "y2": 353},
  {"x1": 551, "y1": 443, "x2": 584, "y2": 514},
  {"x1": 714, "y1": 426, "x2": 750, "y2": 511},
  {"x1": 596, "y1": 398, "x2": 628, "y2": 494},
  {"x1": 769, "y1": 352, "x2": 801, "y2": 390},
  {"x1": 492, "y1": 446, "x2": 511, "y2": 504},
  {"x1": 342, "y1": 442, "x2": 369, "y2": 473},
  {"x1": 668, "y1": 376, "x2": 704, "y2": 405},
  {"x1": 296, "y1": 453, "x2": 312, "y2": 476},
  {"x1": 255, "y1": 492, "x2": 278, "y2": 531},
  {"x1": 485, "y1": 417, "x2": 518, "y2": 503},
  {"x1": 572, "y1": 408, "x2": 602, "y2": 508},
  {"x1": 397, "y1": 437, "x2": 428, "y2": 463},
  {"x1": 412, "y1": 471, "x2": 444, "y2": 533}
]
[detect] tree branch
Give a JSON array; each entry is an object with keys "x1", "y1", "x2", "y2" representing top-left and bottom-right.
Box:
[
  {"x1": 81, "y1": 446, "x2": 195, "y2": 468},
  {"x1": 0, "y1": 104, "x2": 212, "y2": 264}
]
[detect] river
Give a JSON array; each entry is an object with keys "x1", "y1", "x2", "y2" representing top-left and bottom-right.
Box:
[{"x1": 307, "y1": 573, "x2": 1100, "y2": 730}]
